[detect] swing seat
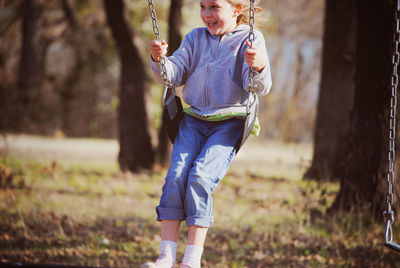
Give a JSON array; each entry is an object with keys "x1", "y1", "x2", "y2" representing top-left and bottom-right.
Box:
[
  {"x1": 236, "y1": 91, "x2": 259, "y2": 151},
  {"x1": 386, "y1": 241, "x2": 400, "y2": 252},
  {"x1": 385, "y1": 219, "x2": 400, "y2": 252},
  {"x1": 162, "y1": 85, "x2": 183, "y2": 143}
]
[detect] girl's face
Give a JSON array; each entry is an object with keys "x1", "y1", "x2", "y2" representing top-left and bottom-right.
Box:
[{"x1": 200, "y1": 0, "x2": 241, "y2": 36}]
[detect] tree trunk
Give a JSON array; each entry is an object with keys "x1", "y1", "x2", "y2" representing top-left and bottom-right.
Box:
[
  {"x1": 104, "y1": 0, "x2": 154, "y2": 172},
  {"x1": 60, "y1": 0, "x2": 81, "y2": 136},
  {"x1": 328, "y1": 0, "x2": 399, "y2": 219},
  {"x1": 167, "y1": 0, "x2": 183, "y2": 55},
  {"x1": 18, "y1": 0, "x2": 48, "y2": 131},
  {"x1": 304, "y1": 0, "x2": 356, "y2": 182},
  {"x1": 156, "y1": 0, "x2": 183, "y2": 166}
]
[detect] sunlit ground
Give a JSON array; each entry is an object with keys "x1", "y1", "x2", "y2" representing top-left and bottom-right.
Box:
[{"x1": 1, "y1": 135, "x2": 399, "y2": 267}]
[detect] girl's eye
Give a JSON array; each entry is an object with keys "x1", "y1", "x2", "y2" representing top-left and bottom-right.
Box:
[{"x1": 199, "y1": 4, "x2": 219, "y2": 10}]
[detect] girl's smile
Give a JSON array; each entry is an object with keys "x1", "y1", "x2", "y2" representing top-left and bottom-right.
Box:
[{"x1": 200, "y1": 0, "x2": 241, "y2": 36}]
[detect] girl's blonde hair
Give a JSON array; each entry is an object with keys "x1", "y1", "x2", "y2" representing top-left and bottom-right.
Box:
[{"x1": 228, "y1": 0, "x2": 264, "y2": 27}]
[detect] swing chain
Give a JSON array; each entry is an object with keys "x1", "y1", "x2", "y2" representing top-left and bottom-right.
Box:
[
  {"x1": 248, "y1": 0, "x2": 255, "y2": 92},
  {"x1": 384, "y1": 0, "x2": 400, "y2": 237},
  {"x1": 148, "y1": 0, "x2": 171, "y2": 88},
  {"x1": 246, "y1": 0, "x2": 256, "y2": 114}
]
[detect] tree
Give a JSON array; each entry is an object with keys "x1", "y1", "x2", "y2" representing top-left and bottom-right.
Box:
[
  {"x1": 57, "y1": 0, "x2": 115, "y2": 138},
  {"x1": 303, "y1": 0, "x2": 356, "y2": 182},
  {"x1": 328, "y1": 0, "x2": 399, "y2": 219},
  {"x1": 17, "y1": 0, "x2": 69, "y2": 134},
  {"x1": 18, "y1": 0, "x2": 48, "y2": 131},
  {"x1": 156, "y1": 0, "x2": 183, "y2": 166},
  {"x1": 104, "y1": 0, "x2": 154, "y2": 172},
  {"x1": 59, "y1": 0, "x2": 83, "y2": 136},
  {"x1": 0, "y1": 0, "x2": 22, "y2": 132}
]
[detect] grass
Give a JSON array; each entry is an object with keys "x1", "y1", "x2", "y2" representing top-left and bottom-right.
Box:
[{"x1": 1, "y1": 136, "x2": 400, "y2": 267}]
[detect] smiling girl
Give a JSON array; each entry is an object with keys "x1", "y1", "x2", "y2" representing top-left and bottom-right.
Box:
[{"x1": 142, "y1": 1, "x2": 271, "y2": 267}]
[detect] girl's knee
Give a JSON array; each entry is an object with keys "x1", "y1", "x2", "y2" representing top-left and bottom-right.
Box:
[
  {"x1": 187, "y1": 173, "x2": 216, "y2": 195},
  {"x1": 166, "y1": 162, "x2": 188, "y2": 184}
]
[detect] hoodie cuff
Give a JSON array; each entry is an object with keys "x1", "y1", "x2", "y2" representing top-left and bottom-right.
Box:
[
  {"x1": 150, "y1": 55, "x2": 159, "y2": 63},
  {"x1": 150, "y1": 55, "x2": 162, "y2": 72},
  {"x1": 253, "y1": 64, "x2": 269, "y2": 78}
]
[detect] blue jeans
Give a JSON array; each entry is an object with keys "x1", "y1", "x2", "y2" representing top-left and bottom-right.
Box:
[{"x1": 156, "y1": 114, "x2": 244, "y2": 227}]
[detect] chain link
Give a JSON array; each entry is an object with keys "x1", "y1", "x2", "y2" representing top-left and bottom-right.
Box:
[
  {"x1": 245, "y1": 0, "x2": 256, "y2": 114},
  {"x1": 248, "y1": 0, "x2": 256, "y2": 93},
  {"x1": 148, "y1": 0, "x2": 171, "y2": 87},
  {"x1": 384, "y1": 1, "x2": 400, "y2": 234}
]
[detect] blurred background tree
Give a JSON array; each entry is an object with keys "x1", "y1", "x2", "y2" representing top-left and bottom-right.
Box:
[
  {"x1": 327, "y1": 0, "x2": 400, "y2": 220},
  {"x1": 18, "y1": 0, "x2": 52, "y2": 132},
  {"x1": 104, "y1": 0, "x2": 153, "y2": 172},
  {"x1": 1, "y1": 0, "x2": 117, "y2": 137},
  {"x1": 304, "y1": 0, "x2": 356, "y2": 182},
  {"x1": 263, "y1": 0, "x2": 323, "y2": 143}
]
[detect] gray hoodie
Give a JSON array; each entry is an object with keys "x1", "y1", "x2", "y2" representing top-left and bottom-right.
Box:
[{"x1": 151, "y1": 24, "x2": 272, "y2": 117}]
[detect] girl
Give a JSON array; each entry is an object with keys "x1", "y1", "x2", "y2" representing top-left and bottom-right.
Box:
[{"x1": 142, "y1": 0, "x2": 271, "y2": 267}]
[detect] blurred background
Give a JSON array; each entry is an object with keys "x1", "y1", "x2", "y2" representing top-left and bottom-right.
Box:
[{"x1": 0, "y1": 0, "x2": 323, "y2": 142}]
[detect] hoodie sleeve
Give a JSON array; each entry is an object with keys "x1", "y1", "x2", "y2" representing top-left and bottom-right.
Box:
[
  {"x1": 241, "y1": 30, "x2": 272, "y2": 96},
  {"x1": 150, "y1": 31, "x2": 194, "y2": 87}
]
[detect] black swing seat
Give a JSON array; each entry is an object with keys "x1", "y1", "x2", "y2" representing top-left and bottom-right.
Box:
[{"x1": 162, "y1": 85, "x2": 183, "y2": 144}]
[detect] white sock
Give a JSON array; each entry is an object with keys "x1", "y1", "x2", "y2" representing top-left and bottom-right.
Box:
[
  {"x1": 159, "y1": 240, "x2": 178, "y2": 265},
  {"x1": 182, "y1": 245, "x2": 203, "y2": 268}
]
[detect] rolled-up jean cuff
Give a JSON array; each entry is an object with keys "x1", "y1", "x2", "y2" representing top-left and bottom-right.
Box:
[
  {"x1": 156, "y1": 206, "x2": 185, "y2": 221},
  {"x1": 186, "y1": 215, "x2": 214, "y2": 227}
]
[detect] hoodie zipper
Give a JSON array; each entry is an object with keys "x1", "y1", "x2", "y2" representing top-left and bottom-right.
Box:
[
  {"x1": 204, "y1": 64, "x2": 210, "y2": 114},
  {"x1": 203, "y1": 33, "x2": 227, "y2": 116},
  {"x1": 204, "y1": 36, "x2": 220, "y2": 115}
]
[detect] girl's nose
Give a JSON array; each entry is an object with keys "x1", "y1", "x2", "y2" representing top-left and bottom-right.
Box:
[{"x1": 202, "y1": 9, "x2": 211, "y2": 18}]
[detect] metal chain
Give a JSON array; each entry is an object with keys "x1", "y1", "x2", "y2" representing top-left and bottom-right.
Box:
[
  {"x1": 245, "y1": 0, "x2": 256, "y2": 114},
  {"x1": 147, "y1": 0, "x2": 171, "y2": 88},
  {"x1": 384, "y1": 0, "x2": 400, "y2": 243},
  {"x1": 248, "y1": 0, "x2": 256, "y2": 92}
]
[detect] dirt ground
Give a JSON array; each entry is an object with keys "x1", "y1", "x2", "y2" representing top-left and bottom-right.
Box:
[{"x1": 2, "y1": 134, "x2": 400, "y2": 267}]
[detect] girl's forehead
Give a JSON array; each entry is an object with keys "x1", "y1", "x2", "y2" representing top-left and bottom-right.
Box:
[{"x1": 200, "y1": 0, "x2": 229, "y2": 4}]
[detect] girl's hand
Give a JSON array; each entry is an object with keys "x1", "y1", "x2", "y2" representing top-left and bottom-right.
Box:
[
  {"x1": 244, "y1": 39, "x2": 267, "y2": 73},
  {"x1": 150, "y1": 39, "x2": 168, "y2": 62}
]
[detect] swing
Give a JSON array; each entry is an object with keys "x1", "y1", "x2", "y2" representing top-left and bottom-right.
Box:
[
  {"x1": 383, "y1": 0, "x2": 400, "y2": 253},
  {"x1": 147, "y1": 0, "x2": 259, "y2": 150},
  {"x1": 148, "y1": 0, "x2": 183, "y2": 144}
]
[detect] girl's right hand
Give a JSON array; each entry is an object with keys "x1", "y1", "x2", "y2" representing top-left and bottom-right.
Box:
[{"x1": 150, "y1": 39, "x2": 168, "y2": 62}]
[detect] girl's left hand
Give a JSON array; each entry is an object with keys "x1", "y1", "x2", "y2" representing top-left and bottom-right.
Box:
[{"x1": 244, "y1": 39, "x2": 267, "y2": 73}]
